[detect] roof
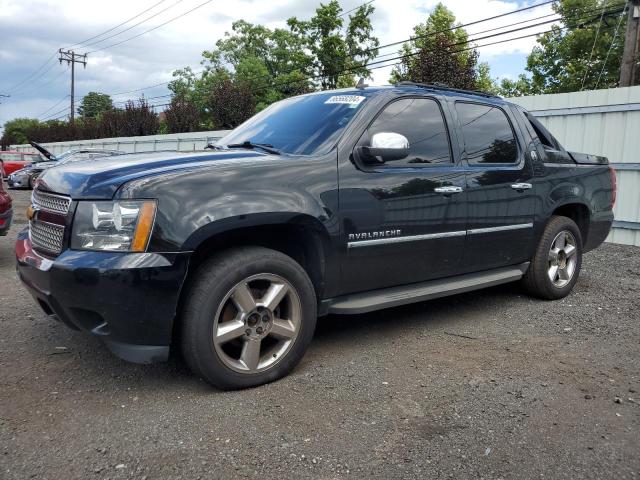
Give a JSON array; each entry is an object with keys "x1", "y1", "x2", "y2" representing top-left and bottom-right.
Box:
[{"x1": 324, "y1": 82, "x2": 505, "y2": 105}]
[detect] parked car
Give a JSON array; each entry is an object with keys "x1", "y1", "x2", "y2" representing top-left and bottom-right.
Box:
[
  {"x1": 16, "y1": 83, "x2": 615, "y2": 389},
  {"x1": 0, "y1": 170, "x2": 12, "y2": 236},
  {"x1": 7, "y1": 142, "x2": 126, "y2": 189},
  {"x1": 0, "y1": 150, "x2": 45, "y2": 178}
]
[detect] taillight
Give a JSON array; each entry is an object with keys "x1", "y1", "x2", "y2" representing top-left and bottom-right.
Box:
[{"x1": 609, "y1": 166, "x2": 617, "y2": 209}]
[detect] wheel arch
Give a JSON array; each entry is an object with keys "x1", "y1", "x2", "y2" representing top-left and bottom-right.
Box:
[
  {"x1": 182, "y1": 212, "x2": 333, "y2": 302},
  {"x1": 550, "y1": 202, "x2": 591, "y2": 245}
]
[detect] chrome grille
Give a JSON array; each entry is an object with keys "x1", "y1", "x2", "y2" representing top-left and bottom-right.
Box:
[
  {"x1": 32, "y1": 189, "x2": 71, "y2": 214},
  {"x1": 29, "y1": 220, "x2": 65, "y2": 255}
]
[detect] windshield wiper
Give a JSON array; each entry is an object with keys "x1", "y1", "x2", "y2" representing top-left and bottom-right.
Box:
[{"x1": 226, "y1": 140, "x2": 281, "y2": 155}]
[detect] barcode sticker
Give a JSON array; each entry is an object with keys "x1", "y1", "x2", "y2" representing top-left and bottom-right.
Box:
[{"x1": 324, "y1": 95, "x2": 365, "y2": 107}]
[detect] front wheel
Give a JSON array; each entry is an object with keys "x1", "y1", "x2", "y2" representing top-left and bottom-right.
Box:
[
  {"x1": 522, "y1": 215, "x2": 583, "y2": 300},
  {"x1": 180, "y1": 246, "x2": 317, "y2": 389}
]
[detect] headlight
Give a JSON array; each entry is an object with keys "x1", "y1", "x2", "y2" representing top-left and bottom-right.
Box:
[{"x1": 71, "y1": 200, "x2": 157, "y2": 252}]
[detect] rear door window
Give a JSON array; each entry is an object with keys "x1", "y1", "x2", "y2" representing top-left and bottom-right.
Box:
[{"x1": 455, "y1": 102, "x2": 518, "y2": 164}]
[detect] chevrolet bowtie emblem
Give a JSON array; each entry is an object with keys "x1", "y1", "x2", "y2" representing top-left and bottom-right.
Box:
[{"x1": 26, "y1": 205, "x2": 36, "y2": 221}]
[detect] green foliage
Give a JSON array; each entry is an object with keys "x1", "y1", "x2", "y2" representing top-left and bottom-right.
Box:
[
  {"x1": 524, "y1": 0, "x2": 626, "y2": 93},
  {"x1": 163, "y1": 97, "x2": 200, "y2": 133},
  {"x1": 1, "y1": 118, "x2": 41, "y2": 145},
  {"x1": 288, "y1": 0, "x2": 379, "y2": 90},
  {"x1": 494, "y1": 0, "x2": 627, "y2": 96},
  {"x1": 77, "y1": 92, "x2": 114, "y2": 118},
  {"x1": 497, "y1": 74, "x2": 535, "y2": 97},
  {"x1": 391, "y1": 3, "x2": 486, "y2": 90},
  {"x1": 169, "y1": 1, "x2": 379, "y2": 127},
  {"x1": 476, "y1": 62, "x2": 499, "y2": 95},
  {"x1": 1, "y1": 99, "x2": 158, "y2": 145}
]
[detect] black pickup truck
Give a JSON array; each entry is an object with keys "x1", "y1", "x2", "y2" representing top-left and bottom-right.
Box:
[{"x1": 16, "y1": 83, "x2": 615, "y2": 389}]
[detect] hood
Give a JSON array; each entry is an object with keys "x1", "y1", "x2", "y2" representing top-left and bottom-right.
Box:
[
  {"x1": 29, "y1": 141, "x2": 55, "y2": 160},
  {"x1": 37, "y1": 149, "x2": 270, "y2": 199},
  {"x1": 22, "y1": 160, "x2": 57, "y2": 172}
]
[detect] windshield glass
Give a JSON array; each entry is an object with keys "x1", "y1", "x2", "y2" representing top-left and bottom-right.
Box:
[{"x1": 217, "y1": 91, "x2": 369, "y2": 156}]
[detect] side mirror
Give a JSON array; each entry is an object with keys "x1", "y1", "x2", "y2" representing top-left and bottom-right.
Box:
[{"x1": 356, "y1": 132, "x2": 410, "y2": 164}]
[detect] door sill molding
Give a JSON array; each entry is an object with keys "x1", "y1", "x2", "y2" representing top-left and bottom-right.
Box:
[{"x1": 321, "y1": 263, "x2": 530, "y2": 315}]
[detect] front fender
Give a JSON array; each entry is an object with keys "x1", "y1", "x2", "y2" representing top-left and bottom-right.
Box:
[{"x1": 115, "y1": 154, "x2": 339, "y2": 252}]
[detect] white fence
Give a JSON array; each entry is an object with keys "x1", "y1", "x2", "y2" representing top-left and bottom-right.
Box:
[
  {"x1": 10, "y1": 130, "x2": 230, "y2": 155},
  {"x1": 9, "y1": 86, "x2": 640, "y2": 246},
  {"x1": 510, "y1": 86, "x2": 640, "y2": 246}
]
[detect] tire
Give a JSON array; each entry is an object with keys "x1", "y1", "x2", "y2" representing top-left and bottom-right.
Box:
[
  {"x1": 28, "y1": 172, "x2": 39, "y2": 189},
  {"x1": 522, "y1": 215, "x2": 583, "y2": 300},
  {"x1": 180, "y1": 246, "x2": 317, "y2": 390}
]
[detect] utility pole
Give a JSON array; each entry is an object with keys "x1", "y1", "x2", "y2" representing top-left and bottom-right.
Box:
[
  {"x1": 620, "y1": 0, "x2": 640, "y2": 87},
  {"x1": 58, "y1": 49, "x2": 87, "y2": 122}
]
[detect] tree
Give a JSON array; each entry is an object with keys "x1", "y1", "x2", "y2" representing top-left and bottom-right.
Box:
[
  {"x1": 1, "y1": 118, "x2": 41, "y2": 145},
  {"x1": 288, "y1": 0, "x2": 379, "y2": 90},
  {"x1": 77, "y1": 92, "x2": 114, "y2": 118},
  {"x1": 207, "y1": 78, "x2": 255, "y2": 129},
  {"x1": 476, "y1": 62, "x2": 499, "y2": 94},
  {"x1": 390, "y1": 3, "x2": 484, "y2": 90},
  {"x1": 497, "y1": 74, "x2": 534, "y2": 97},
  {"x1": 164, "y1": 97, "x2": 201, "y2": 133},
  {"x1": 517, "y1": 0, "x2": 627, "y2": 94}
]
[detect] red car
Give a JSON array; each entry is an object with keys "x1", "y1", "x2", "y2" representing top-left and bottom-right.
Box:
[
  {"x1": 0, "y1": 170, "x2": 12, "y2": 236},
  {"x1": 0, "y1": 151, "x2": 43, "y2": 177}
]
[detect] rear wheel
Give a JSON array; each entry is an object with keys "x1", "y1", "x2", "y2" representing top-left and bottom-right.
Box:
[
  {"x1": 523, "y1": 215, "x2": 582, "y2": 300},
  {"x1": 181, "y1": 246, "x2": 317, "y2": 389}
]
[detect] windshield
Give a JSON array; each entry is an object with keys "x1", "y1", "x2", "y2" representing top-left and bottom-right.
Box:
[{"x1": 217, "y1": 91, "x2": 369, "y2": 156}]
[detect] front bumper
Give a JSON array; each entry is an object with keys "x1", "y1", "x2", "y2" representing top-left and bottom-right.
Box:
[
  {"x1": 0, "y1": 207, "x2": 12, "y2": 236},
  {"x1": 7, "y1": 172, "x2": 30, "y2": 188},
  {"x1": 15, "y1": 229, "x2": 191, "y2": 363}
]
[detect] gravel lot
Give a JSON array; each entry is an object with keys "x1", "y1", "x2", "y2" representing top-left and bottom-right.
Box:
[{"x1": 1, "y1": 188, "x2": 639, "y2": 480}]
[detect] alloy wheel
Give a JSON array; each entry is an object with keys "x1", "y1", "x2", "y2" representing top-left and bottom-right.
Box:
[
  {"x1": 548, "y1": 230, "x2": 578, "y2": 288},
  {"x1": 212, "y1": 273, "x2": 302, "y2": 374}
]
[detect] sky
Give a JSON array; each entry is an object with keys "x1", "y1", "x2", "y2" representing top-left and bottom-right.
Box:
[{"x1": 0, "y1": 0, "x2": 554, "y2": 131}]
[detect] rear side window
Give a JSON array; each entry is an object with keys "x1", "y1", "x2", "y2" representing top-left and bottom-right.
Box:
[
  {"x1": 368, "y1": 97, "x2": 452, "y2": 166},
  {"x1": 455, "y1": 102, "x2": 518, "y2": 164},
  {"x1": 523, "y1": 111, "x2": 560, "y2": 149}
]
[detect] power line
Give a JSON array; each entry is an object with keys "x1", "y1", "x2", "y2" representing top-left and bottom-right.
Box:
[
  {"x1": 581, "y1": 0, "x2": 609, "y2": 90},
  {"x1": 78, "y1": 0, "x2": 185, "y2": 50},
  {"x1": 88, "y1": 0, "x2": 562, "y2": 101},
  {"x1": 1, "y1": 53, "x2": 58, "y2": 95},
  {"x1": 36, "y1": 95, "x2": 70, "y2": 119},
  {"x1": 248, "y1": 3, "x2": 625, "y2": 94},
  {"x1": 595, "y1": 3, "x2": 628, "y2": 89},
  {"x1": 83, "y1": 0, "x2": 216, "y2": 54},
  {"x1": 102, "y1": 0, "x2": 622, "y2": 108},
  {"x1": 64, "y1": 0, "x2": 168, "y2": 49},
  {"x1": 1, "y1": 0, "x2": 172, "y2": 96},
  {"x1": 339, "y1": 0, "x2": 375, "y2": 17},
  {"x1": 41, "y1": 105, "x2": 71, "y2": 121},
  {"x1": 38, "y1": 0, "x2": 622, "y2": 118},
  {"x1": 9, "y1": 64, "x2": 70, "y2": 101}
]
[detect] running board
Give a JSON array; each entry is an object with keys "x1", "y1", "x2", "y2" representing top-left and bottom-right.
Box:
[{"x1": 322, "y1": 263, "x2": 529, "y2": 315}]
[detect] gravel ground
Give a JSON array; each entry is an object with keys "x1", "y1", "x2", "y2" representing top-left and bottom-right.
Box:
[{"x1": 1, "y1": 188, "x2": 639, "y2": 480}]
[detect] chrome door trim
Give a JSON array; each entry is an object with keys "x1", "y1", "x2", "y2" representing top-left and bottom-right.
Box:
[
  {"x1": 347, "y1": 223, "x2": 534, "y2": 248},
  {"x1": 467, "y1": 223, "x2": 533, "y2": 235},
  {"x1": 347, "y1": 230, "x2": 466, "y2": 248}
]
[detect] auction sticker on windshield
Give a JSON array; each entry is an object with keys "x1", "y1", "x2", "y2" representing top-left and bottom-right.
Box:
[{"x1": 324, "y1": 95, "x2": 365, "y2": 107}]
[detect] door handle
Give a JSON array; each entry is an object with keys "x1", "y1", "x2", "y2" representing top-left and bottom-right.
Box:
[
  {"x1": 434, "y1": 186, "x2": 464, "y2": 194},
  {"x1": 511, "y1": 183, "x2": 532, "y2": 191}
]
